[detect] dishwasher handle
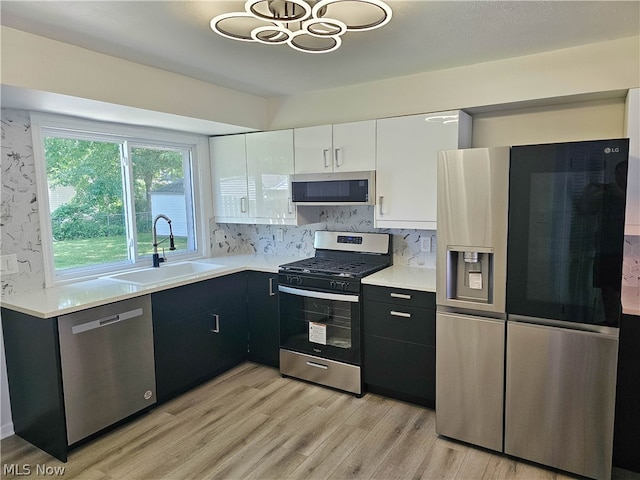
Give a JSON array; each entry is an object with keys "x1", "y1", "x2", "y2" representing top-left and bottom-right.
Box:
[{"x1": 71, "y1": 308, "x2": 144, "y2": 334}]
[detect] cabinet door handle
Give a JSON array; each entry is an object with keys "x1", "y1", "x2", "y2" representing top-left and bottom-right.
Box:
[
  {"x1": 390, "y1": 292, "x2": 412, "y2": 300},
  {"x1": 378, "y1": 196, "x2": 384, "y2": 216},
  {"x1": 287, "y1": 197, "x2": 293, "y2": 214},
  {"x1": 334, "y1": 148, "x2": 341, "y2": 168},
  {"x1": 240, "y1": 197, "x2": 247, "y2": 213},
  {"x1": 390, "y1": 310, "x2": 411, "y2": 318},
  {"x1": 210, "y1": 313, "x2": 220, "y2": 333},
  {"x1": 268, "y1": 278, "x2": 276, "y2": 296},
  {"x1": 323, "y1": 149, "x2": 330, "y2": 168}
]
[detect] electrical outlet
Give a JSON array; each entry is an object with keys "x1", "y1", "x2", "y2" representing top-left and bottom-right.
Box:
[
  {"x1": 276, "y1": 229, "x2": 284, "y2": 242},
  {"x1": 420, "y1": 236, "x2": 431, "y2": 252},
  {"x1": 214, "y1": 230, "x2": 225, "y2": 243},
  {"x1": 0, "y1": 254, "x2": 18, "y2": 275}
]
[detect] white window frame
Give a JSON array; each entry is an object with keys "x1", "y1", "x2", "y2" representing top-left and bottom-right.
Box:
[{"x1": 31, "y1": 112, "x2": 212, "y2": 287}]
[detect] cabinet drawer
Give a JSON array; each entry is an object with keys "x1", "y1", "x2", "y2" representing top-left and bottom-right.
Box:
[
  {"x1": 364, "y1": 335, "x2": 435, "y2": 404},
  {"x1": 364, "y1": 301, "x2": 435, "y2": 346},
  {"x1": 363, "y1": 285, "x2": 435, "y2": 309}
]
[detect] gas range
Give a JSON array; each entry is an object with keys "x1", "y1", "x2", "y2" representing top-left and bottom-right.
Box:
[
  {"x1": 278, "y1": 231, "x2": 392, "y2": 293},
  {"x1": 278, "y1": 231, "x2": 392, "y2": 396}
]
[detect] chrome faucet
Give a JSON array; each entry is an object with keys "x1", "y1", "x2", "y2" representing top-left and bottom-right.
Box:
[{"x1": 152, "y1": 214, "x2": 176, "y2": 267}]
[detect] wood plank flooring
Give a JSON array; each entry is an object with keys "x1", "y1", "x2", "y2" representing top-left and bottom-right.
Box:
[{"x1": 1, "y1": 362, "x2": 638, "y2": 480}]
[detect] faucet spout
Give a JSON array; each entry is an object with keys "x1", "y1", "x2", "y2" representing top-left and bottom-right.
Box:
[{"x1": 152, "y1": 214, "x2": 176, "y2": 267}]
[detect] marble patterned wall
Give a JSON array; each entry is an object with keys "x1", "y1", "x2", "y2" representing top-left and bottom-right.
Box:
[
  {"x1": 210, "y1": 206, "x2": 438, "y2": 268},
  {"x1": 1, "y1": 109, "x2": 45, "y2": 296}
]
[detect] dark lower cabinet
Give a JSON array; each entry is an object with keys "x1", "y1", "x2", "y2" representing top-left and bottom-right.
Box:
[
  {"x1": 247, "y1": 271, "x2": 280, "y2": 367},
  {"x1": 152, "y1": 273, "x2": 248, "y2": 402},
  {"x1": 363, "y1": 285, "x2": 436, "y2": 407},
  {"x1": 613, "y1": 313, "x2": 640, "y2": 473}
]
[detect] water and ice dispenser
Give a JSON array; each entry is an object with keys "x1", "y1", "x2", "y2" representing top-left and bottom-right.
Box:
[
  {"x1": 447, "y1": 247, "x2": 493, "y2": 303},
  {"x1": 445, "y1": 247, "x2": 494, "y2": 304}
]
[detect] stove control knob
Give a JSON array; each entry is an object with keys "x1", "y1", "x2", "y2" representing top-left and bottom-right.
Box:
[
  {"x1": 330, "y1": 281, "x2": 336, "y2": 290},
  {"x1": 342, "y1": 282, "x2": 350, "y2": 291}
]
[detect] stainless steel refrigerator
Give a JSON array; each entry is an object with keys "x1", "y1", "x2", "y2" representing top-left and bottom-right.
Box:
[
  {"x1": 435, "y1": 146, "x2": 510, "y2": 452},
  {"x1": 436, "y1": 139, "x2": 629, "y2": 480}
]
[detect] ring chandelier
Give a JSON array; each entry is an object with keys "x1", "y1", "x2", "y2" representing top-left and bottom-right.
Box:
[{"x1": 210, "y1": 0, "x2": 393, "y2": 54}]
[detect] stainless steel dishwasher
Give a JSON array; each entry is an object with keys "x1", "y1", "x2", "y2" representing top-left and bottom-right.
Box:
[{"x1": 57, "y1": 295, "x2": 156, "y2": 445}]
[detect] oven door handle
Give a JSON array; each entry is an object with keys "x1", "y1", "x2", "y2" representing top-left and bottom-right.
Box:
[{"x1": 278, "y1": 285, "x2": 359, "y2": 303}]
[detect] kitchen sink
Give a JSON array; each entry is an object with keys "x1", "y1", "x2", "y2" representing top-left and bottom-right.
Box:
[{"x1": 101, "y1": 261, "x2": 227, "y2": 286}]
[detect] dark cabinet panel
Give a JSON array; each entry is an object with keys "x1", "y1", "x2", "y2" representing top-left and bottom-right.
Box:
[
  {"x1": 363, "y1": 286, "x2": 436, "y2": 407},
  {"x1": 613, "y1": 313, "x2": 640, "y2": 472},
  {"x1": 364, "y1": 335, "x2": 435, "y2": 405},
  {"x1": 1, "y1": 308, "x2": 68, "y2": 461},
  {"x1": 152, "y1": 273, "x2": 248, "y2": 402},
  {"x1": 247, "y1": 271, "x2": 279, "y2": 367},
  {"x1": 364, "y1": 304, "x2": 435, "y2": 346},
  {"x1": 363, "y1": 285, "x2": 435, "y2": 309}
]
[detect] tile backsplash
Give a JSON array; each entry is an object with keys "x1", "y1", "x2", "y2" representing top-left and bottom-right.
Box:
[{"x1": 210, "y1": 206, "x2": 437, "y2": 267}]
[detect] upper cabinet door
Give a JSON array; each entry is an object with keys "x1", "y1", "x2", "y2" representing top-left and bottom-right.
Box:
[
  {"x1": 294, "y1": 121, "x2": 376, "y2": 174},
  {"x1": 375, "y1": 110, "x2": 472, "y2": 230},
  {"x1": 246, "y1": 130, "x2": 296, "y2": 220},
  {"x1": 210, "y1": 135, "x2": 249, "y2": 219},
  {"x1": 294, "y1": 125, "x2": 333, "y2": 174},
  {"x1": 332, "y1": 120, "x2": 376, "y2": 173},
  {"x1": 624, "y1": 88, "x2": 639, "y2": 235}
]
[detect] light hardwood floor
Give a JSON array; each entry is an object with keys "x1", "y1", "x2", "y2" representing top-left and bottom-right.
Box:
[{"x1": 1, "y1": 362, "x2": 638, "y2": 480}]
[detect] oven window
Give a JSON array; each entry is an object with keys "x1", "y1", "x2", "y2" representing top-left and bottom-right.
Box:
[{"x1": 279, "y1": 290, "x2": 361, "y2": 364}]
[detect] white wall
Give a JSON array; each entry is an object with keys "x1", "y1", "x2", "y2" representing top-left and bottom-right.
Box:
[
  {"x1": 267, "y1": 36, "x2": 639, "y2": 129},
  {"x1": 0, "y1": 26, "x2": 268, "y2": 132},
  {"x1": 472, "y1": 97, "x2": 626, "y2": 147}
]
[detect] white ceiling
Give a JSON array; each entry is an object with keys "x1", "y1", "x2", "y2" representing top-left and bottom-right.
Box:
[{"x1": 2, "y1": 0, "x2": 639, "y2": 99}]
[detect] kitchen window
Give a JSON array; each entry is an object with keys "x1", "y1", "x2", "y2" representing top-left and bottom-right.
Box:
[{"x1": 31, "y1": 113, "x2": 210, "y2": 286}]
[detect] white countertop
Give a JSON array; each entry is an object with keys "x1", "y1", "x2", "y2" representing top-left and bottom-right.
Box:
[
  {"x1": 363, "y1": 265, "x2": 436, "y2": 293},
  {"x1": 3, "y1": 255, "x2": 636, "y2": 318},
  {"x1": 0, "y1": 254, "x2": 301, "y2": 318}
]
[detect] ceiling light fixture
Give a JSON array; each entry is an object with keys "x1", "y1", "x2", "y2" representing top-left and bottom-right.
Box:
[{"x1": 210, "y1": 0, "x2": 392, "y2": 54}]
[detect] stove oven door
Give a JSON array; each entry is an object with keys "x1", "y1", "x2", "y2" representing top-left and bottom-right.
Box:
[{"x1": 278, "y1": 285, "x2": 361, "y2": 365}]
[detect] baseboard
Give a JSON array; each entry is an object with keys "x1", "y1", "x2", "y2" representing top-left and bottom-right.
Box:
[{"x1": 1, "y1": 420, "x2": 15, "y2": 439}]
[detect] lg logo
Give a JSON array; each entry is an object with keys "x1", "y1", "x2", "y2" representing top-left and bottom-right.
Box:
[{"x1": 604, "y1": 147, "x2": 620, "y2": 154}]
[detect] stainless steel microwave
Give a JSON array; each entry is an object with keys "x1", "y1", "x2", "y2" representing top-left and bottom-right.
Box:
[{"x1": 291, "y1": 170, "x2": 375, "y2": 206}]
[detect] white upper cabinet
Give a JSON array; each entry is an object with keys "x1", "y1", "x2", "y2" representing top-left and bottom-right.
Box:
[
  {"x1": 246, "y1": 130, "x2": 295, "y2": 221},
  {"x1": 375, "y1": 110, "x2": 472, "y2": 230},
  {"x1": 624, "y1": 88, "x2": 639, "y2": 235},
  {"x1": 210, "y1": 134, "x2": 249, "y2": 221},
  {"x1": 211, "y1": 131, "x2": 316, "y2": 225},
  {"x1": 294, "y1": 120, "x2": 376, "y2": 174}
]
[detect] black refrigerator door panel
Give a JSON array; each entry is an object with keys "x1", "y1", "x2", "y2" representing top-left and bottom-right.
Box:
[{"x1": 507, "y1": 139, "x2": 629, "y2": 328}]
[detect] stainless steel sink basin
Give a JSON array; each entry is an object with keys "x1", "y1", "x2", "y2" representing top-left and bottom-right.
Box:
[{"x1": 101, "y1": 261, "x2": 227, "y2": 286}]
